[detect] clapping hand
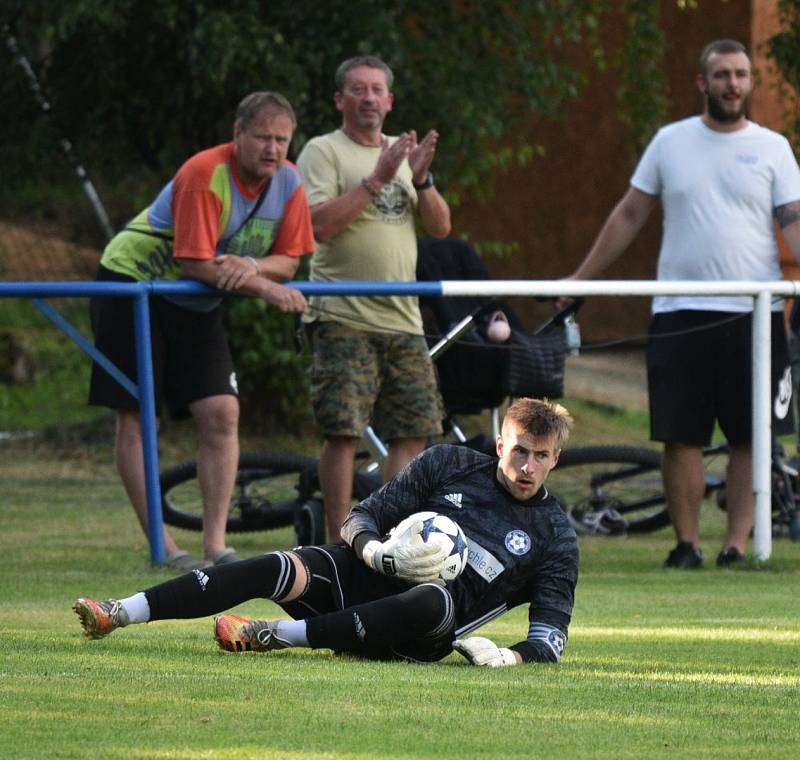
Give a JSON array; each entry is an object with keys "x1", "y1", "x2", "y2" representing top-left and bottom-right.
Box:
[
  {"x1": 408, "y1": 129, "x2": 438, "y2": 184},
  {"x1": 371, "y1": 133, "x2": 414, "y2": 185}
]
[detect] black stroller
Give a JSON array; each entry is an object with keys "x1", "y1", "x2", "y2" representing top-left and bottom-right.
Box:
[{"x1": 416, "y1": 236, "x2": 574, "y2": 439}]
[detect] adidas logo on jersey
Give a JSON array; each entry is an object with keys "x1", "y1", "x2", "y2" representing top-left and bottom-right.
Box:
[{"x1": 444, "y1": 493, "x2": 463, "y2": 508}]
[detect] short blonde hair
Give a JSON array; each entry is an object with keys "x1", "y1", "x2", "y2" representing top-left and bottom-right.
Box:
[{"x1": 503, "y1": 398, "x2": 573, "y2": 447}]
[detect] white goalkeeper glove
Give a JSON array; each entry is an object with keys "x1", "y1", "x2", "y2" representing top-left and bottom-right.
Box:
[
  {"x1": 362, "y1": 519, "x2": 448, "y2": 583},
  {"x1": 453, "y1": 636, "x2": 518, "y2": 667}
]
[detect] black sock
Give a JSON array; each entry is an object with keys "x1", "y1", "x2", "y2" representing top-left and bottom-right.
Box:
[
  {"x1": 305, "y1": 583, "x2": 452, "y2": 656},
  {"x1": 145, "y1": 552, "x2": 295, "y2": 620}
]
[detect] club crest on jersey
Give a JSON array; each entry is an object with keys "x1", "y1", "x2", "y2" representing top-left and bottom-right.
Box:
[{"x1": 505, "y1": 529, "x2": 531, "y2": 556}]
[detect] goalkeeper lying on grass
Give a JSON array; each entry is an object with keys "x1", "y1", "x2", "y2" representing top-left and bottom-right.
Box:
[{"x1": 74, "y1": 398, "x2": 578, "y2": 667}]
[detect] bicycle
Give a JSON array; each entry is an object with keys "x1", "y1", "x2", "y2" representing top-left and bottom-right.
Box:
[{"x1": 549, "y1": 439, "x2": 800, "y2": 541}]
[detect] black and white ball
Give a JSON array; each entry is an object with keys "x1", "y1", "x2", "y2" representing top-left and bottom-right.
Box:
[{"x1": 392, "y1": 511, "x2": 469, "y2": 582}]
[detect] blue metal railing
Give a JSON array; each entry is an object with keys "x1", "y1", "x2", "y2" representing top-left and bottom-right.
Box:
[{"x1": 0, "y1": 279, "x2": 445, "y2": 565}]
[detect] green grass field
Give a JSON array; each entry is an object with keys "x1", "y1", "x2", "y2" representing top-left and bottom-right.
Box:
[{"x1": 2, "y1": 411, "x2": 800, "y2": 760}]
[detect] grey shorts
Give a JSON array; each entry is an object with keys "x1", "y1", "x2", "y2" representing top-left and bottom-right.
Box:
[{"x1": 309, "y1": 321, "x2": 443, "y2": 440}]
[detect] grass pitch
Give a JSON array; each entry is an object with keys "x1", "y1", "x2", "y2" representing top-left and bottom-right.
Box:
[{"x1": 2, "y1": 428, "x2": 799, "y2": 759}]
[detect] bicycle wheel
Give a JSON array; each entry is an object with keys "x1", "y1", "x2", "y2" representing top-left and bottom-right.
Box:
[
  {"x1": 294, "y1": 496, "x2": 326, "y2": 546},
  {"x1": 549, "y1": 446, "x2": 670, "y2": 534},
  {"x1": 160, "y1": 452, "x2": 318, "y2": 533}
]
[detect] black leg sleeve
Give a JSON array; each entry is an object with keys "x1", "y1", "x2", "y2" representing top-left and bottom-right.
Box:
[
  {"x1": 145, "y1": 552, "x2": 296, "y2": 620},
  {"x1": 305, "y1": 583, "x2": 453, "y2": 658}
]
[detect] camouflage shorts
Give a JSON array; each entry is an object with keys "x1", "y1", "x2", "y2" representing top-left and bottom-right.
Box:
[{"x1": 310, "y1": 321, "x2": 443, "y2": 439}]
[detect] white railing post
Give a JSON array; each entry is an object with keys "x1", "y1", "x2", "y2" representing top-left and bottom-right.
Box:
[{"x1": 752, "y1": 291, "x2": 772, "y2": 561}]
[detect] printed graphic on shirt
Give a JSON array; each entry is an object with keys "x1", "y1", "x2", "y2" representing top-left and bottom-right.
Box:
[
  {"x1": 133, "y1": 235, "x2": 174, "y2": 280},
  {"x1": 373, "y1": 179, "x2": 412, "y2": 225},
  {"x1": 226, "y1": 217, "x2": 277, "y2": 258},
  {"x1": 466, "y1": 538, "x2": 505, "y2": 583}
]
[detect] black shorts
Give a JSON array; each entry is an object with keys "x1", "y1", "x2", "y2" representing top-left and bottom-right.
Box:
[
  {"x1": 283, "y1": 544, "x2": 454, "y2": 662},
  {"x1": 88, "y1": 266, "x2": 237, "y2": 419},
  {"x1": 646, "y1": 310, "x2": 793, "y2": 446}
]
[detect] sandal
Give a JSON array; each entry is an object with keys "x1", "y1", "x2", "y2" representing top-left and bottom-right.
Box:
[
  {"x1": 165, "y1": 550, "x2": 207, "y2": 572},
  {"x1": 211, "y1": 547, "x2": 242, "y2": 565}
]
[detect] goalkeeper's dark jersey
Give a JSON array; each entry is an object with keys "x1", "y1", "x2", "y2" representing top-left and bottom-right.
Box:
[{"x1": 341, "y1": 444, "x2": 579, "y2": 662}]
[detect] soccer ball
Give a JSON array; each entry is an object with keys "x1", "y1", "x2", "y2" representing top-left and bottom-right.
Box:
[{"x1": 391, "y1": 511, "x2": 469, "y2": 582}]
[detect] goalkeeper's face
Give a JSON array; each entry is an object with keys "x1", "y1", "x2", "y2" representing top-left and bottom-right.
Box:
[{"x1": 495, "y1": 421, "x2": 560, "y2": 501}]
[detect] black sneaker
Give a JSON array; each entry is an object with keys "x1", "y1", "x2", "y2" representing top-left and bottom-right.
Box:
[
  {"x1": 663, "y1": 542, "x2": 704, "y2": 569},
  {"x1": 716, "y1": 547, "x2": 746, "y2": 567}
]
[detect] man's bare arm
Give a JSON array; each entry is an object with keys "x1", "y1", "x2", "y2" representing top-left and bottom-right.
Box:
[
  {"x1": 777, "y1": 201, "x2": 800, "y2": 265},
  {"x1": 408, "y1": 130, "x2": 450, "y2": 238},
  {"x1": 569, "y1": 187, "x2": 658, "y2": 280},
  {"x1": 311, "y1": 134, "x2": 414, "y2": 242},
  {"x1": 776, "y1": 200, "x2": 800, "y2": 231},
  {"x1": 180, "y1": 257, "x2": 307, "y2": 313},
  {"x1": 416, "y1": 186, "x2": 451, "y2": 238},
  {"x1": 309, "y1": 189, "x2": 374, "y2": 243}
]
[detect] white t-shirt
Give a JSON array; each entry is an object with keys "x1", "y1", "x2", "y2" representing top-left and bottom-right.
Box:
[{"x1": 631, "y1": 116, "x2": 800, "y2": 313}]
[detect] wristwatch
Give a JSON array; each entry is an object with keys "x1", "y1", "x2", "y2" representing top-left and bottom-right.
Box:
[{"x1": 412, "y1": 171, "x2": 434, "y2": 190}]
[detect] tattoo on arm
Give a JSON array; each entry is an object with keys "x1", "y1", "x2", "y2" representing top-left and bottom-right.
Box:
[{"x1": 775, "y1": 201, "x2": 800, "y2": 229}]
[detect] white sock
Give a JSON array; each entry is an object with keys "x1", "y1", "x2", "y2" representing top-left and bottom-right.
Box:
[
  {"x1": 275, "y1": 620, "x2": 308, "y2": 647},
  {"x1": 119, "y1": 592, "x2": 151, "y2": 625}
]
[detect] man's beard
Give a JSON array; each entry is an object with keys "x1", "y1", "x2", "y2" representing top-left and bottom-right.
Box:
[
  {"x1": 706, "y1": 90, "x2": 748, "y2": 123},
  {"x1": 356, "y1": 109, "x2": 383, "y2": 129}
]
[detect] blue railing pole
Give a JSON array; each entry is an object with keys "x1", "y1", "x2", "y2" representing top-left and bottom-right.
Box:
[{"x1": 132, "y1": 286, "x2": 166, "y2": 565}]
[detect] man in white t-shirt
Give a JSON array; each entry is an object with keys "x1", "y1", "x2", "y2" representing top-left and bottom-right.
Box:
[
  {"x1": 297, "y1": 56, "x2": 451, "y2": 541},
  {"x1": 566, "y1": 39, "x2": 800, "y2": 568}
]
